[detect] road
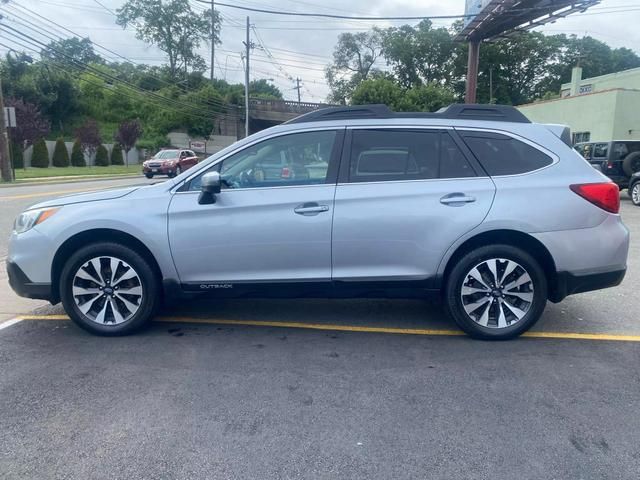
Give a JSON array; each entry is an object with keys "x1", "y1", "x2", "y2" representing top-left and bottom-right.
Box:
[{"x1": 1, "y1": 177, "x2": 640, "y2": 479}]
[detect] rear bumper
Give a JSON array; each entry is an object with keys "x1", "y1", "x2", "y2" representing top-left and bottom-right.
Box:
[
  {"x1": 552, "y1": 268, "x2": 626, "y2": 302},
  {"x1": 6, "y1": 260, "x2": 54, "y2": 302}
]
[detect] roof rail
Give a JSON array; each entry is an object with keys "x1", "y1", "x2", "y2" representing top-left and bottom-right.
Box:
[{"x1": 285, "y1": 103, "x2": 531, "y2": 124}]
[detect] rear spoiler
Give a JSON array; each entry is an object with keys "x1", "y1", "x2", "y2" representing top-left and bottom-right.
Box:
[{"x1": 544, "y1": 124, "x2": 572, "y2": 147}]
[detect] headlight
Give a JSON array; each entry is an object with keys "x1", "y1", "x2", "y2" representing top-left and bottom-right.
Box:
[{"x1": 13, "y1": 207, "x2": 60, "y2": 234}]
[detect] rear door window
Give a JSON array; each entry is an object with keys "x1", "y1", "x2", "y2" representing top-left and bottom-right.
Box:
[
  {"x1": 460, "y1": 131, "x2": 553, "y2": 176},
  {"x1": 593, "y1": 143, "x2": 609, "y2": 159},
  {"x1": 347, "y1": 129, "x2": 475, "y2": 183}
]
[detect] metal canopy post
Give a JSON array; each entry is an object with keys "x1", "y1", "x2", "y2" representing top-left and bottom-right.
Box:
[{"x1": 465, "y1": 41, "x2": 481, "y2": 104}]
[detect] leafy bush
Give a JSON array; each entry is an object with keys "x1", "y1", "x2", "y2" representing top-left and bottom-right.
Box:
[
  {"x1": 71, "y1": 140, "x2": 86, "y2": 167},
  {"x1": 110, "y1": 143, "x2": 124, "y2": 165},
  {"x1": 52, "y1": 137, "x2": 70, "y2": 167},
  {"x1": 94, "y1": 144, "x2": 109, "y2": 166},
  {"x1": 11, "y1": 142, "x2": 24, "y2": 169},
  {"x1": 31, "y1": 138, "x2": 49, "y2": 168}
]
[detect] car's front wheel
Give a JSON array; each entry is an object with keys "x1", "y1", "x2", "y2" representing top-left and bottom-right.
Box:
[
  {"x1": 631, "y1": 182, "x2": 640, "y2": 206},
  {"x1": 59, "y1": 242, "x2": 160, "y2": 336},
  {"x1": 144, "y1": 173, "x2": 153, "y2": 179},
  {"x1": 445, "y1": 245, "x2": 548, "y2": 340}
]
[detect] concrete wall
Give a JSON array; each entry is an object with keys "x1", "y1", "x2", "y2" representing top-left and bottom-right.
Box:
[
  {"x1": 23, "y1": 141, "x2": 140, "y2": 168},
  {"x1": 561, "y1": 67, "x2": 640, "y2": 96},
  {"x1": 167, "y1": 132, "x2": 237, "y2": 156},
  {"x1": 518, "y1": 90, "x2": 623, "y2": 141},
  {"x1": 612, "y1": 89, "x2": 640, "y2": 140}
]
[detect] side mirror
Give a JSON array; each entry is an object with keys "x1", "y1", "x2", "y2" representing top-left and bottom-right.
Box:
[{"x1": 198, "y1": 171, "x2": 222, "y2": 205}]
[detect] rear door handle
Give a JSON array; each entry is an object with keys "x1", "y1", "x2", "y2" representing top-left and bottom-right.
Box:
[
  {"x1": 440, "y1": 193, "x2": 476, "y2": 206},
  {"x1": 294, "y1": 203, "x2": 330, "y2": 216}
]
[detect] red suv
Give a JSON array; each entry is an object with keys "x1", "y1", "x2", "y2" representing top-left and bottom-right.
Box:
[{"x1": 142, "y1": 149, "x2": 199, "y2": 178}]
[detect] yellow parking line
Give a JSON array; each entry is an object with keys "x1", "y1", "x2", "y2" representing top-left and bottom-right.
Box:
[
  {"x1": 14, "y1": 314, "x2": 640, "y2": 342},
  {"x1": 0, "y1": 186, "x2": 108, "y2": 201}
]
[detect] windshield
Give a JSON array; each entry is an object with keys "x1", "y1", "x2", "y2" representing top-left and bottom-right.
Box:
[{"x1": 153, "y1": 150, "x2": 179, "y2": 160}]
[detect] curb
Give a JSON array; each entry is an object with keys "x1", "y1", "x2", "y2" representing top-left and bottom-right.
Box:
[{"x1": 0, "y1": 173, "x2": 142, "y2": 188}]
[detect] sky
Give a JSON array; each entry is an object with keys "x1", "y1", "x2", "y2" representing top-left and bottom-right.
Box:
[{"x1": 3, "y1": 0, "x2": 640, "y2": 102}]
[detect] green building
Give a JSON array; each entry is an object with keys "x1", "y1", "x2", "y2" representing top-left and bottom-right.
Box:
[{"x1": 518, "y1": 66, "x2": 640, "y2": 144}]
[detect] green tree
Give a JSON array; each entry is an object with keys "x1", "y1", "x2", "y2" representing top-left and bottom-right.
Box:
[
  {"x1": 382, "y1": 20, "x2": 457, "y2": 88},
  {"x1": 351, "y1": 78, "x2": 404, "y2": 109},
  {"x1": 94, "y1": 144, "x2": 109, "y2": 166},
  {"x1": 116, "y1": 0, "x2": 220, "y2": 79},
  {"x1": 351, "y1": 78, "x2": 455, "y2": 112},
  {"x1": 41, "y1": 37, "x2": 104, "y2": 65},
  {"x1": 249, "y1": 79, "x2": 283, "y2": 99},
  {"x1": 31, "y1": 138, "x2": 49, "y2": 168},
  {"x1": 111, "y1": 143, "x2": 124, "y2": 165},
  {"x1": 52, "y1": 137, "x2": 70, "y2": 167},
  {"x1": 71, "y1": 140, "x2": 86, "y2": 167},
  {"x1": 325, "y1": 29, "x2": 384, "y2": 103}
]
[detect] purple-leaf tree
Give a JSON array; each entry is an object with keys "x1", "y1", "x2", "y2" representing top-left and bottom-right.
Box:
[
  {"x1": 114, "y1": 119, "x2": 143, "y2": 167},
  {"x1": 74, "y1": 119, "x2": 102, "y2": 158},
  {"x1": 5, "y1": 97, "x2": 51, "y2": 148}
]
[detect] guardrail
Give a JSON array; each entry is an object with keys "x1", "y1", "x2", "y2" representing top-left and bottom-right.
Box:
[{"x1": 249, "y1": 98, "x2": 332, "y2": 113}]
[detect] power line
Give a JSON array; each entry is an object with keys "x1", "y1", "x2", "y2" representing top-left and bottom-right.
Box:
[
  {"x1": 3, "y1": 4, "x2": 240, "y2": 112},
  {"x1": 0, "y1": 23, "x2": 239, "y2": 119}
]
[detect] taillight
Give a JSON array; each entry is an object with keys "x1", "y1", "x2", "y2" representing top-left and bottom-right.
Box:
[
  {"x1": 570, "y1": 182, "x2": 620, "y2": 214},
  {"x1": 281, "y1": 167, "x2": 291, "y2": 179}
]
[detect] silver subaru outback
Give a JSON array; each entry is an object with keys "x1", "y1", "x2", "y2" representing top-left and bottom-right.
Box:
[{"x1": 7, "y1": 104, "x2": 629, "y2": 339}]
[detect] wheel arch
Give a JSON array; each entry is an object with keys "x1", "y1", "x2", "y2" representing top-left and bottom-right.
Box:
[
  {"x1": 440, "y1": 229, "x2": 561, "y2": 302},
  {"x1": 51, "y1": 228, "x2": 163, "y2": 304}
]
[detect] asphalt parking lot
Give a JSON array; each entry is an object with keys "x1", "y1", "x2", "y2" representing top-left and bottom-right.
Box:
[{"x1": 1, "y1": 178, "x2": 640, "y2": 479}]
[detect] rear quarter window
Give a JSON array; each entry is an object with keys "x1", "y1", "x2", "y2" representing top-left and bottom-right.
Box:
[{"x1": 460, "y1": 131, "x2": 553, "y2": 176}]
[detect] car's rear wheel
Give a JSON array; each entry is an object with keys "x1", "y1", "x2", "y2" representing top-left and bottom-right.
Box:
[
  {"x1": 631, "y1": 182, "x2": 640, "y2": 206},
  {"x1": 176, "y1": 165, "x2": 182, "y2": 176},
  {"x1": 60, "y1": 242, "x2": 160, "y2": 336},
  {"x1": 445, "y1": 245, "x2": 548, "y2": 340},
  {"x1": 623, "y1": 152, "x2": 640, "y2": 177}
]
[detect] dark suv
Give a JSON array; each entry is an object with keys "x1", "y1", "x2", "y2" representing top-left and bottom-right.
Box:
[{"x1": 574, "y1": 141, "x2": 640, "y2": 190}]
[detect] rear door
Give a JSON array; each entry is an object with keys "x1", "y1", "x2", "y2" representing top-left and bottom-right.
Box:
[{"x1": 331, "y1": 127, "x2": 495, "y2": 283}]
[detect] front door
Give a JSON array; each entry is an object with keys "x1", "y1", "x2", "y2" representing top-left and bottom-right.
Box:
[
  {"x1": 332, "y1": 128, "x2": 495, "y2": 284},
  {"x1": 168, "y1": 129, "x2": 343, "y2": 285}
]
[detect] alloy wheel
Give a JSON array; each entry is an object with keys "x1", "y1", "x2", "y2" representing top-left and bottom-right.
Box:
[
  {"x1": 72, "y1": 256, "x2": 143, "y2": 325},
  {"x1": 632, "y1": 183, "x2": 640, "y2": 205},
  {"x1": 460, "y1": 258, "x2": 534, "y2": 329}
]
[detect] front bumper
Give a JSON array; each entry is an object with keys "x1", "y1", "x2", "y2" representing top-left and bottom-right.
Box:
[
  {"x1": 143, "y1": 164, "x2": 175, "y2": 175},
  {"x1": 7, "y1": 260, "x2": 53, "y2": 302}
]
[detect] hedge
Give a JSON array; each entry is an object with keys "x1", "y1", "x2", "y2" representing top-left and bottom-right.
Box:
[
  {"x1": 71, "y1": 140, "x2": 86, "y2": 167},
  {"x1": 52, "y1": 137, "x2": 70, "y2": 167},
  {"x1": 94, "y1": 144, "x2": 109, "y2": 166},
  {"x1": 11, "y1": 142, "x2": 24, "y2": 169},
  {"x1": 110, "y1": 143, "x2": 124, "y2": 165},
  {"x1": 31, "y1": 138, "x2": 49, "y2": 168}
]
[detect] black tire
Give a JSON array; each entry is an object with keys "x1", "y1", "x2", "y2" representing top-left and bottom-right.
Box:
[
  {"x1": 630, "y1": 181, "x2": 640, "y2": 206},
  {"x1": 622, "y1": 152, "x2": 640, "y2": 177},
  {"x1": 59, "y1": 242, "x2": 160, "y2": 336},
  {"x1": 444, "y1": 244, "x2": 548, "y2": 340},
  {"x1": 176, "y1": 165, "x2": 182, "y2": 176},
  {"x1": 144, "y1": 173, "x2": 153, "y2": 179}
]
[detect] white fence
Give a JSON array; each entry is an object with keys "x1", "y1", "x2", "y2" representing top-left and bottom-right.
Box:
[{"x1": 22, "y1": 141, "x2": 141, "y2": 168}]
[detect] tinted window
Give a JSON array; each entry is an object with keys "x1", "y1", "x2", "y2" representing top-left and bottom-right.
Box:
[
  {"x1": 348, "y1": 130, "x2": 475, "y2": 183},
  {"x1": 593, "y1": 143, "x2": 609, "y2": 158},
  {"x1": 189, "y1": 130, "x2": 337, "y2": 191},
  {"x1": 461, "y1": 131, "x2": 553, "y2": 176}
]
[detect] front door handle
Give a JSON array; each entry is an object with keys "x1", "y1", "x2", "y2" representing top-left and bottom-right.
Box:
[
  {"x1": 440, "y1": 193, "x2": 476, "y2": 206},
  {"x1": 294, "y1": 203, "x2": 330, "y2": 216}
]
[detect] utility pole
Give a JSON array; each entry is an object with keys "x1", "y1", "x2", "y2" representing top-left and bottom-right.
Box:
[
  {"x1": 294, "y1": 77, "x2": 302, "y2": 106},
  {"x1": 489, "y1": 66, "x2": 494, "y2": 104},
  {"x1": 0, "y1": 77, "x2": 13, "y2": 182},
  {"x1": 243, "y1": 16, "x2": 250, "y2": 138},
  {"x1": 210, "y1": 0, "x2": 215, "y2": 81}
]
